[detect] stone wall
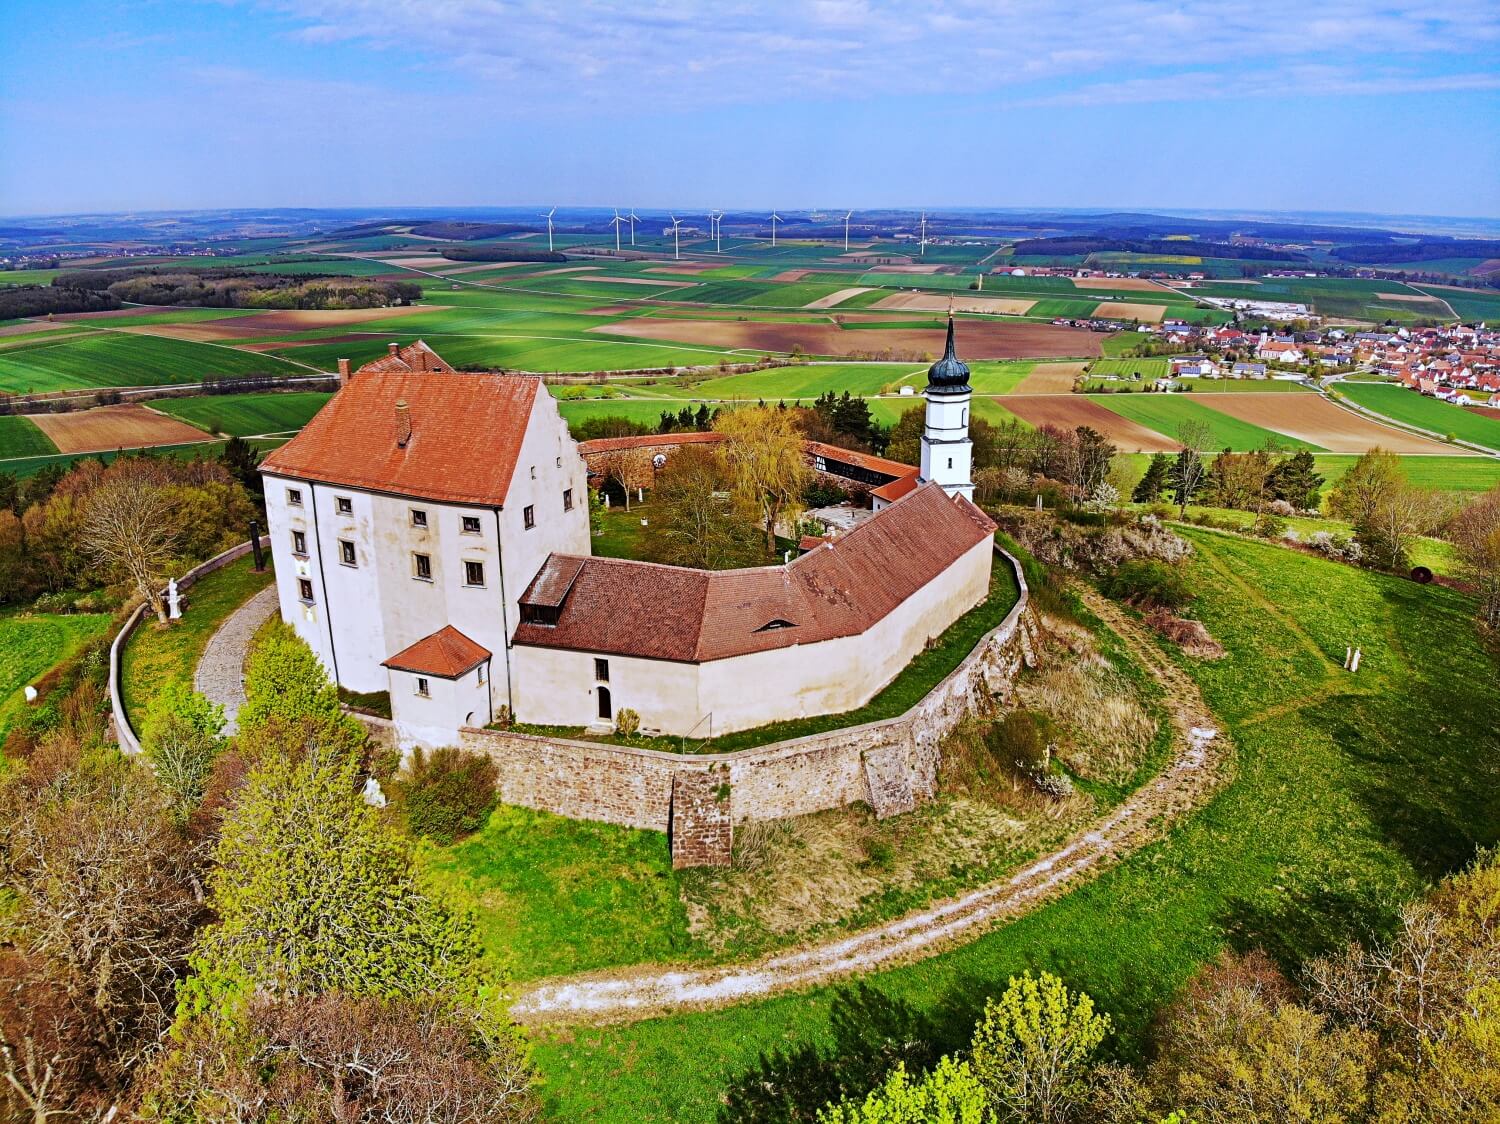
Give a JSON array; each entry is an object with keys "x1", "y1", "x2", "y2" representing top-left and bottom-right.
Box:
[{"x1": 458, "y1": 545, "x2": 1035, "y2": 865}]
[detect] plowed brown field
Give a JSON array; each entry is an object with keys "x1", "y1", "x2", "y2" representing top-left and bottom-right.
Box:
[
  {"x1": 999, "y1": 395, "x2": 1178, "y2": 451},
  {"x1": 30, "y1": 404, "x2": 211, "y2": 453},
  {"x1": 591, "y1": 319, "x2": 1102, "y2": 359},
  {"x1": 1092, "y1": 301, "x2": 1166, "y2": 322},
  {"x1": 118, "y1": 304, "x2": 441, "y2": 341},
  {"x1": 1195, "y1": 394, "x2": 1461, "y2": 454},
  {"x1": 1011, "y1": 362, "x2": 1089, "y2": 394},
  {"x1": 1070, "y1": 276, "x2": 1170, "y2": 292},
  {"x1": 872, "y1": 292, "x2": 1036, "y2": 315}
]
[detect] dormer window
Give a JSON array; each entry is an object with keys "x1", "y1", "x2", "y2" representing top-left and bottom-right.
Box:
[{"x1": 755, "y1": 619, "x2": 797, "y2": 632}]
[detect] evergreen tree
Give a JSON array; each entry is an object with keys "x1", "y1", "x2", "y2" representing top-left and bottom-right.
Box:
[
  {"x1": 1132, "y1": 453, "x2": 1171, "y2": 503},
  {"x1": 1266, "y1": 449, "x2": 1324, "y2": 510},
  {"x1": 1167, "y1": 448, "x2": 1206, "y2": 512},
  {"x1": 220, "y1": 436, "x2": 263, "y2": 500},
  {"x1": 676, "y1": 405, "x2": 694, "y2": 430},
  {"x1": 693, "y1": 402, "x2": 711, "y2": 431}
]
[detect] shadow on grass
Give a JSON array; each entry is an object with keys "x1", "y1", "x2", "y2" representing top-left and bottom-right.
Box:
[{"x1": 1219, "y1": 885, "x2": 1398, "y2": 977}]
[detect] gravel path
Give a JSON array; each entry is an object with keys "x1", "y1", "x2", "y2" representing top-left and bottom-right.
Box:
[
  {"x1": 512, "y1": 590, "x2": 1231, "y2": 1027},
  {"x1": 194, "y1": 584, "x2": 279, "y2": 735}
]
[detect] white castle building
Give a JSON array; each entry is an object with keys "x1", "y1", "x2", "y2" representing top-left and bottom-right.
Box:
[{"x1": 260, "y1": 326, "x2": 994, "y2": 748}]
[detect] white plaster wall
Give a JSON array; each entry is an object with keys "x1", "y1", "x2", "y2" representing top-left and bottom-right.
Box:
[
  {"x1": 264, "y1": 478, "x2": 339, "y2": 677},
  {"x1": 389, "y1": 665, "x2": 492, "y2": 751},
  {"x1": 921, "y1": 390, "x2": 974, "y2": 500},
  {"x1": 512, "y1": 645, "x2": 703, "y2": 734}
]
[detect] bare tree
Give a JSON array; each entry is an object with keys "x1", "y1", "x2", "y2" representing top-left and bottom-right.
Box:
[
  {"x1": 80, "y1": 479, "x2": 179, "y2": 624},
  {"x1": 593, "y1": 446, "x2": 652, "y2": 512},
  {"x1": 1448, "y1": 485, "x2": 1500, "y2": 628},
  {"x1": 1172, "y1": 419, "x2": 1214, "y2": 519}
]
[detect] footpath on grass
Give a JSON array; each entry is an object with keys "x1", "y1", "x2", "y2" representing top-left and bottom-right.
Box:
[{"x1": 511, "y1": 587, "x2": 1231, "y2": 1027}]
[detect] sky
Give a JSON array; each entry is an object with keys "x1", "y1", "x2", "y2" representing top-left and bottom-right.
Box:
[{"x1": 2, "y1": 1, "x2": 1499, "y2": 219}]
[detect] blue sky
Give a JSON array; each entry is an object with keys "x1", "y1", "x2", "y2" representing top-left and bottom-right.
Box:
[{"x1": 2, "y1": 1, "x2": 1498, "y2": 219}]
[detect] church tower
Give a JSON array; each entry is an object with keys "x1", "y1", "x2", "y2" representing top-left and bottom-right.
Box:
[{"x1": 920, "y1": 316, "x2": 974, "y2": 501}]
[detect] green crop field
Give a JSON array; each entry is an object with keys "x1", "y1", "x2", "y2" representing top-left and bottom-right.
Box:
[
  {"x1": 153, "y1": 390, "x2": 334, "y2": 436},
  {"x1": 1183, "y1": 276, "x2": 1451, "y2": 323},
  {"x1": 0, "y1": 437, "x2": 285, "y2": 479},
  {"x1": 527, "y1": 531, "x2": 1500, "y2": 1121},
  {"x1": 0, "y1": 330, "x2": 309, "y2": 393},
  {"x1": 1093, "y1": 394, "x2": 1324, "y2": 450},
  {"x1": 0, "y1": 612, "x2": 112, "y2": 754},
  {"x1": 1088, "y1": 357, "x2": 1169, "y2": 380},
  {"x1": 1336, "y1": 382, "x2": 1500, "y2": 451},
  {"x1": 1408, "y1": 284, "x2": 1500, "y2": 322},
  {"x1": 0, "y1": 415, "x2": 58, "y2": 457}
]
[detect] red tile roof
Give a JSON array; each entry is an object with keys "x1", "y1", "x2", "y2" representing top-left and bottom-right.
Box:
[
  {"x1": 802, "y1": 440, "x2": 915, "y2": 480},
  {"x1": 576, "y1": 432, "x2": 722, "y2": 456},
  {"x1": 870, "y1": 471, "x2": 920, "y2": 503},
  {"x1": 514, "y1": 482, "x2": 996, "y2": 663},
  {"x1": 356, "y1": 339, "x2": 450, "y2": 374},
  {"x1": 383, "y1": 625, "x2": 491, "y2": 679},
  {"x1": 261, "y1": 371, "x2": 540, "y2": 506}
]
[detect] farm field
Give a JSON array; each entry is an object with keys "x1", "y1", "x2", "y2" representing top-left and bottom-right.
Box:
[
  {"x1": 1336, "y1": 381, "x2": 1500, "y2": 451},
  {"x1": 0, "y1": 415, "x2": 58, "y2": 457},
  {"x1": 0, "y1": 612, "x2": 112, "y2": 755},
  {"x1": 1195, "y1": 393, "x2": 1460, "y2": 454},
  {"x1": 1095, "y1": 394, "x2": 1324, "y2": 451},
  {"x1": 1088, "y1": 356, "x2": 1169, "y2": 380},
  {"x1": 0, "y1": 330, "x2": 309, "y2": 393},
  {"x1": 154, "y1": 390, "x2": 335, "y2": 436},
  {"x1": 1183, "y1": 276, "x2": 1452, "y2": 322},
  {"x1": 1114, "y1": 452, "x2": 1500, "y2": 498},
  {"x1": 528, "y1": 531, "x2": 1500, "y2": 1121},
  {"x1": 0, "y1": 437, "x2": 285, "y2": 479},
  {"x1": 29, "y1": 403, "x2": 210, "y2": 454},
  {"x1": 1009, "y1": 361, "x2": 1087, "y2": 394},
  {"x1": 999, "y1": 394, "x2": 1179, "y2": 452},
  {"x1": 1408, "y1": 284, "x2": 1500, "y2": 322}
]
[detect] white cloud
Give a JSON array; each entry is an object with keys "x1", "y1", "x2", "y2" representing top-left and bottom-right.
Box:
[{"x1": 237, "y1": 0, "x2": 1499, "y2": 110}]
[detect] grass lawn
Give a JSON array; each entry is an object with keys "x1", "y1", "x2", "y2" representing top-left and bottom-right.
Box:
[
  {"x1": 1094, "y1": 393, "x2": 1324, "y2": 451},
  {"x1": 119, "y1": 555, "x2": 275, "y2": 721},
  {"x1": 0, "y1": 331, "x2": 308, "y2": 394},
  {"x1": 0, "y1": 415, "x2": 58, "y2": 457},
  {"x1": 1336, "y1": 382, "x2": 1500, "y2": 451},
  {"x1": 0, "y1": 612, "x2": 112, "y2": 752},
  {"x1": 527, "y1": 530, "x2": 1500, "y2": 1122},
  {"x1": 153, "y1": 390, "x2": 333, "y2": 436}
]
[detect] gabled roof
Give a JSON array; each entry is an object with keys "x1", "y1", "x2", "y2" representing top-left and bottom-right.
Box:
[
  {"x1": 513, "y1": 483, "x2": 997, "y2": 664},
  {"x1": 383, "y1": 625, "x2": 491, "y2": 679},
  {"x1": 870, "y1": 471, "x2": 920, "y2": 503},
  {"x1": 260, "y1": 371, "x2": 540, "y2": 506},
  {"x1": 355, "y1": 339, "x2": 451, "y2": 374}
]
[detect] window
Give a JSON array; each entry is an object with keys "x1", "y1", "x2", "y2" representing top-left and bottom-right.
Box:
[
  {"x1": 947, "y1": 457, "x2": 953, "y2": 469},
  {"x1": 523, "y1": 505, "x2": 535, "y2": 530},
  {"x1": 563, "y1": 488, "x2": 573, "y2": 512},
  {"x1": 529, "y1": 466, "x2": 536, "y2": 480},
  {"x1": 464, "y1": 560, "x2": 485, "y2": 587},
  {"x1": 461, "y1": 515, "x2": 482, "y2": 534},
  {"x1": 413, "y1": 552, "x2": 432, "y2": 581},
  {"x1": 291, "y1": 529, "x2": 307, "y2": 555},
  {"x1": 339, "y1": 539, "x2": 356, "y2": 566},
  {"x1": 519, "y1": 602, "x2": 559, "y2": 626},
  {"x1": 476, "y1": 664, "x2": 486, "y2": 685},
  {"x1": 287, "y1": 487, "x2": 303, "y2": 507},
  {"x1": 335, "y1": 496, "x2": 352, "y2": 515},
  {"x1": 415, "y1": 677, "x2": 430, "y2": 698},
  {"x1": 594, "y1": 658, "x2": 609, "y2": 683},
  {"x1": 297, "y1": 578, "x2": 314, "y2": 603},
  {"x1": 410, "y1": 509, "x2": 428, "y2": 528}
]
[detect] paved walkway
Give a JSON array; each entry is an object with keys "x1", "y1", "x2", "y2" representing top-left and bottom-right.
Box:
[
  {"x1": 511, "y1": 587, "x2": 1232, "y2": 1027},
  {"x1": 194, "y1": 584, "x2": 279, "y2": 735}
]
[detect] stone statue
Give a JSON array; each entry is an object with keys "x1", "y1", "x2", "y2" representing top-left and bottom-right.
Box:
[{"x1": 167, "y1": 578, "x2": 182, "y2": 620}]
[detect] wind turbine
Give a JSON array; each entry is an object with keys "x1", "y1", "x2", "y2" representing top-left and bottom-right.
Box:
[
  {"x1": 669, "y1": 214, "x2": 682, "y2": 261},
  {"x1": 770, "y1": 209, "x2": 782, "y2": 248},
  {"x1": 711, "y1": 209, "x2": 725, "y2": 253},
  {"x1": 627, "y1": 209, "x2": 639, "y2": 247},
  {"x1": 843, "y1": 209, "x2": 853, "y2": 252},
  {"x1": 610, "y1": 208, "x2": 624, "y2": 253},
  {"x1": 541, "y1": 207, "x2": 556, "y2": 253},
  {"x1": 918, "y1": 210, "x2": 927, "y2": 257}
]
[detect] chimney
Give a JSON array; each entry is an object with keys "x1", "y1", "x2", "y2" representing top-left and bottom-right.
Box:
[
  {"x1": 388, "y1": 342, "x2": 400, "y2": 357},
  {"x1": 337, "y1": 358, "x2": 351, "y2": 387},
  {"x1": 394, "y1": 399, "x2": 412, "y2": 447}
]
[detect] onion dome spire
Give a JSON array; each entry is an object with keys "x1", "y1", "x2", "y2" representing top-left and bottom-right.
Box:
[{"x1": 926, "y1": 315, "x2": 971, "y2": 395}]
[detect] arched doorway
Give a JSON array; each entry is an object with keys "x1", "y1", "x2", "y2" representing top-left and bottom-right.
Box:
[{"x1": 597, "y1": 685, "x2": 612, "y2": 722}]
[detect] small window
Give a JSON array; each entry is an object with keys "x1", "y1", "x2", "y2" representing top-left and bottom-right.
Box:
[
  {"x1": 461, "y1": 515, "x2": 482, "y2": 534},
  {"x1": 415, "y1": 676, "x2": 430, "y2": 698},
  {"x1": 477, "y1": 663, "x2": 487, "y2": 685},
  {"x1": 291, "y1": 529, "x2": 307, "y2": 556},
  {"x1": 339, "y1": 539, "x2": 356, "y2": 566},
  {"x1": 555, "y1": 456, "x2": 562, "y2": 467},
  {"x1": 947, "y1": 457, "x2": 953, "y2": 469},
  {"x1": 410, "y1": 509, "x2": 428, "y2": 528},
  {"x1": 297, "y1": 578, "x2": 314, "y2": 603},
  {"x1": 464, "y1": 560, "x2": 485, "y2": 587},
  {"x1": 335, "y1": 496, "x2": 352, "y2": 515},
  {"x1": 530, "y1": 466, "x2": 536, "y2": 479},
  {"x1": 523, "y1": 505, "x2": 535, "y2": 530},
  {"x1": 594, "y1": 658, "x2": 609, "y2": 683},
  {"x1": 287, "y1": 487, "x2": 302, "y2": 507},
  {"x1": 563, "y1": 488, "x2": 573, "y2": 512},
  {"x1": 413, "y1": 552, "x2": 432, "y2": 581}
]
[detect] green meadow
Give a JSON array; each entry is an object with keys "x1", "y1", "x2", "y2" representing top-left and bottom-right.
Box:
[
  {"x1": 153, "y1": 390, "x2": 335, "y2": 436},
  {"x1": 1093, "y1": 394, "x2": 1324, "y2": 451},
  {"x1": 1337, "y1": 381, "x2": 1500, "y2": 451},
  {"x1": 0, "y1": 415, "x2": 58, "y2": 457},
  {"x1": 0, "y1": 330, "x2": 308, "y2": 393}
]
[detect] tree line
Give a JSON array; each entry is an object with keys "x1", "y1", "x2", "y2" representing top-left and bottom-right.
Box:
[{"x1": 52, "y1": 266, "x2": 422, "y2": 311}]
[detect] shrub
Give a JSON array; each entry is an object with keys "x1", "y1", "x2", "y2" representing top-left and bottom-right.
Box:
[
  {"x1": 400, "y1": 747, "x2": 499, "y2": 845},
  {"x1": 1250, "y1": 513, "x2": 1287, "y2": 539},
  {"x1": 1102, "y1": 560, "x2": 1194, "y2": 609},
  {"x1": 985, "y1": 709, "x2": 1056, "y2": 774},
  {"x1": 614, "y1": 707, "x2": 641, "y2": 739}
]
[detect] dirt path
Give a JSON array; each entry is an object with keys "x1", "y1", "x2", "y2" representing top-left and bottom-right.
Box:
[
  {"x1": 511, "y1": 590, "x2": 1231, "y2": 1027},
  {"x1": 194, "y1": 585, "x2": 279, "y2": 735}
]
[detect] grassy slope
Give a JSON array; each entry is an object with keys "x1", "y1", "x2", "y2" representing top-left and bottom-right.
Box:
[
  {"x1": 0, "y1": 415, "x2": 58, "y2": 457},
  {"x1": 1336, "y1": 382, "x2": 1500, "y2": 451},
  {"x1": 153, "y1": 391, "x2": 334, "y2": 436},
  {"x1": 0, "y1": 613, "x2": 111, "y2": 748},
  {"x1": 1093, "y1": 394, "x2": 1324, "y2": 451},
  {"x1": 528, "y1": 532, "x2": 1500, "y2": 1122},
  {"x1": 119, "y1": 555, "x2": 275, "y2": 719}
]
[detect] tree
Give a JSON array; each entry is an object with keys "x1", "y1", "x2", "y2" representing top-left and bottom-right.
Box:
[
  {"x1": 645, "y1": 447, "x2": 764, "y2": 569},
  {"x1": 594, "y1": 444, "x2": 652, "y2": 511},
  {"x1": 1133, "y1": 453, "x2": 1172, "y2": 504},
  {"x1": 1328, "y1": 447, "x2": 1402, "y2": 529},
  {"x1": 1170, "y1": 420, "x2": 1214, "y2": 518},
  {"x1": 968, "y1": 971, "x2": 1112, "y2": 1124},
  {"x1": 1266, "y1": 450, "x2": 1324, "y2": 511},
  {"x1": 140, "y1": 682, "x2": 225, "y2": 821},
  {"x1": 818, "y1": 1056, "x2": 989, "y2": 1124},
  {"x1": 79, "y1": 477, "x2": 180, "y2": 623},
  {"x1": 886, "y1": 407, "x2": 925, "y2": 467},
  {"x1": 219, "y1": 435, "x2": 263, "y2": 500},
  {"x1": 1447, "y1": 485, "x2": 1500, "y2": 628},
  {"x1": 1204, "y1": 448, "x2": 1273, "y2": 512},
  {"x1": 1330, "y1": 451, "x2": 1444, "y2": 571},
  {"x1": 716, "y1": 405, "x2": 812, "y2": 553},
  {"x1": 236, "y1": 619, "x2": 343, "y2": 731}
]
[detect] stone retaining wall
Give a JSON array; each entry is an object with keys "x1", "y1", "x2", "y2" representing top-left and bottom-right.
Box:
[{"x1": 457, "y1": 546, "x2": 1035, "y2": 865}]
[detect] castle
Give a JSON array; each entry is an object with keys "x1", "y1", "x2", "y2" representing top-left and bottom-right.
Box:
[{"x1": 259, "y1": 321, "x2": 992, "y2": 749}]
